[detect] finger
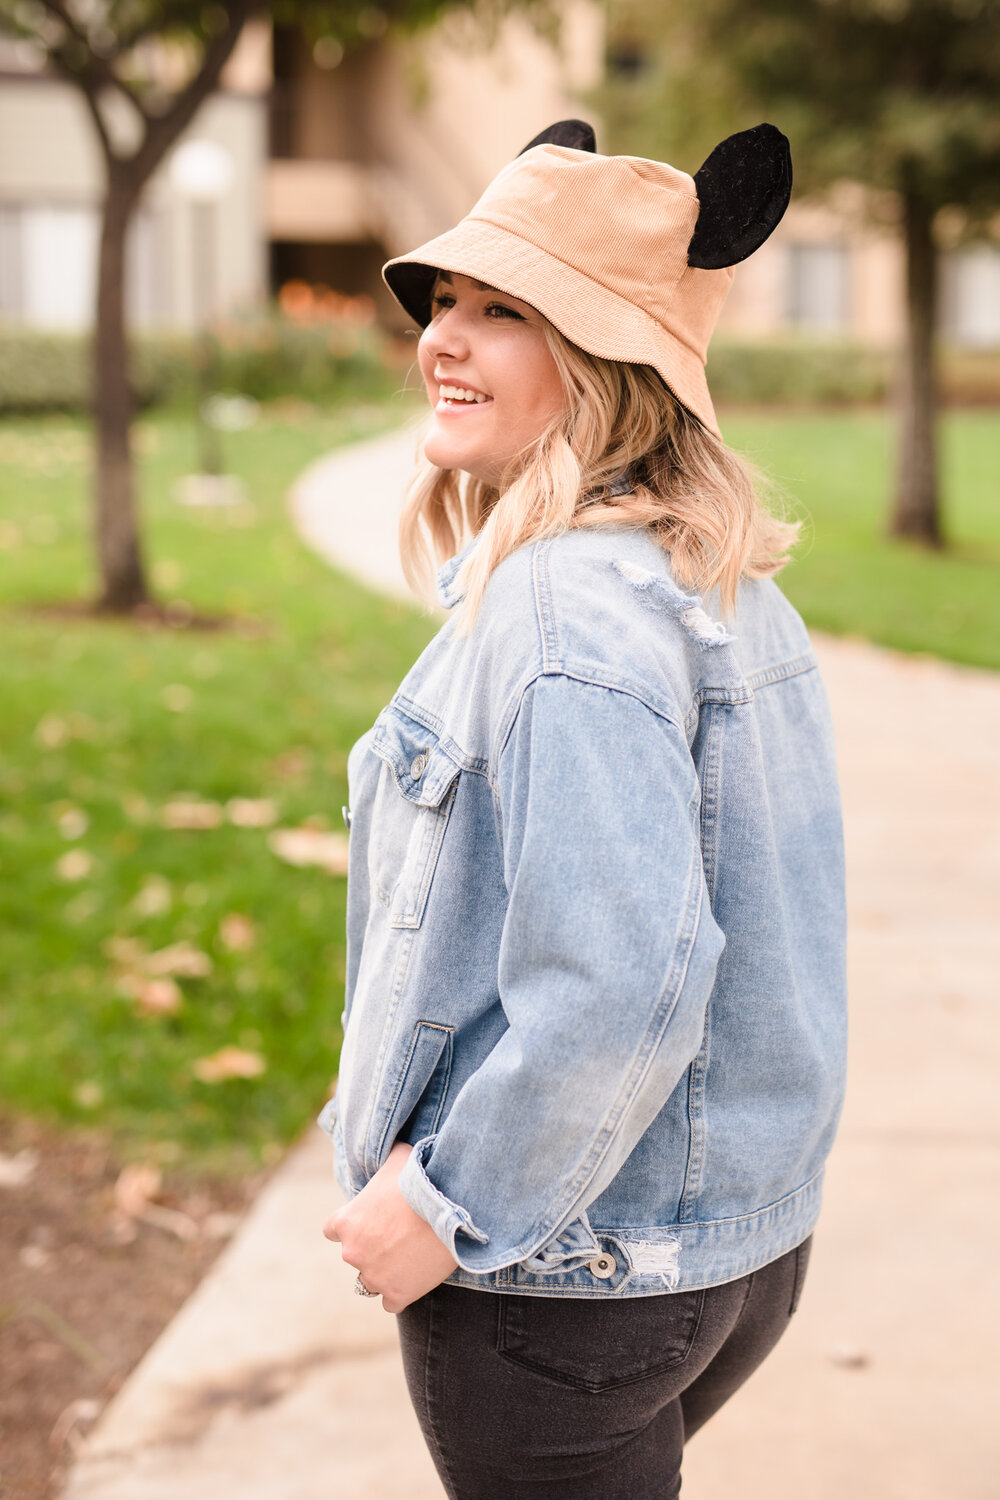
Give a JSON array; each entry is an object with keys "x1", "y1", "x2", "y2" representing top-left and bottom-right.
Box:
[{"x1": 322, "y1": 1214, "x2": 342, "y2": 1243}]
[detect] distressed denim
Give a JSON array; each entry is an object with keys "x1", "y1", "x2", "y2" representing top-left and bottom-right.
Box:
[{"x1": 319, "y1": 523, "x2": 846, "y2": 1297}]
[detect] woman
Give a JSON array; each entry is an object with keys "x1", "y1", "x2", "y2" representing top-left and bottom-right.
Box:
[{"x1": 321, "y1": 121, "x2": 847, "y2": 1498}]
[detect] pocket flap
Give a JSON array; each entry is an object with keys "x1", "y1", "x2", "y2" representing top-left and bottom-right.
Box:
[{"x1": 371, "y1": 705, "x2": 459, "y2": 809}]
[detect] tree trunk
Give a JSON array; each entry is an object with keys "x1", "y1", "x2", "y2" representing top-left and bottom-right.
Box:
[
  {"x1": 93, "y1": 172, "x2": 150, "y2": 611},
  {"x1": 891, "y1": 190, "x2": 942, "y2": 546}
]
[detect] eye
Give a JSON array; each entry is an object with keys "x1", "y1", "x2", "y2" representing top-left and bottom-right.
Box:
[
  {"x1": 485, "y1": 302, "x2": 525, "y2": 321},
  {"x1": 430, "y1": 291, "x2": 456, "y2": 314}
]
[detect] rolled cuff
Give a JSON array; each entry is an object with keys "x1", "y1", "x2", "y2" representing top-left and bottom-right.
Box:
[
  {"x1": 398, "y1": 1136, "x2": 490, "y2": 1267},
  {"x1": 398, "y1": 1136, "x2": 606, "y2": 1276}
]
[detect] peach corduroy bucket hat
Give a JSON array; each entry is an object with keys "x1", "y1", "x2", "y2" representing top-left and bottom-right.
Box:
[{"x1": 382, "y1": 120, "x2": 792, "y2": 439}]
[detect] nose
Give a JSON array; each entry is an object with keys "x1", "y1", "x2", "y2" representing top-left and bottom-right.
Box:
[{"x1": 419, "y1": 303, "x2": 469, "y2": 366}]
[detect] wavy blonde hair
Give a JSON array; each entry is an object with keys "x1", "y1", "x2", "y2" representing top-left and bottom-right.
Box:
[{"x1": 399, "y1": 321, "x2": 798, "y2": 635}]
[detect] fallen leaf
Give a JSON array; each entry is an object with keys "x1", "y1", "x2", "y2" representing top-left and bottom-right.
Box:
[
  {"x1": 201, "y1": 1210, "x2": 241, "y2": 1240},
  {"x1": 131, "y1": 876, "x2": 172, "y2": 916},
  {"x1": 271, "y1": 747, "x2": 312, "y2": 780},
  {"x1": 104, "y1": 935, "x2": 145, "y2": 965},
  {"x1": 268, "y1": 827, "x2": 349, "y2": 875},
  {"x1": 219, "y1": 912, "x2": 256, "y2": 950},
  {"x1": 162, "y1": 684, "x2": 193, "y2": 713},
  {"x1": 162, "y1": 799, "x2": 223, "y2": 830},
  {"x1": 50, "y1": 1397, "x2": 102, "y2": 1454},
  {"x1": 35, "y1": 714, "x2": 69, "y2": 748},
  {"x1": 137, "y1": 1202, "x2": 200, "y2": 1241},
  {"x1": 226, "y1": 797, "x2": 277, "y2": 828},
  {"x1": 134, "y1": 976, "x2": 183, "y2": 1016},
  {"x1": 57, "y1": 808, "x2": 89, "y2": 839},
  {"x1": 145, "y1": 941, "x2": 212, "y2": 978},
  {"x1": 114, "y1": 1162, "x2": 162, "y2": 1218},
  {"x1": 56, "y1": 849, "x2": 93, "y2": 881},
  {"x1": 193, "y1": 1046, "x2": 267, "y2": 1083},
  {"x1": 0, "y1": 1147, "x2": 40, "y2": 1188}
]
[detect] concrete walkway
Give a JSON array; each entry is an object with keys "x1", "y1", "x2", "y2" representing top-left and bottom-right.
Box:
[{"x1": 62, "y1": 428, "x2": 999, "y2": 1499}]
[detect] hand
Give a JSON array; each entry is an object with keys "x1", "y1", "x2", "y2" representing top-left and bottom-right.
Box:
[{"x1": 323, "y1": 1142, "x2": 458, "y2": 1314}]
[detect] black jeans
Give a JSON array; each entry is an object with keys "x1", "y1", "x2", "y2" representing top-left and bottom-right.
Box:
[{"x1": 397, "y1": 1236, "x2": 811, "y2": 1500}]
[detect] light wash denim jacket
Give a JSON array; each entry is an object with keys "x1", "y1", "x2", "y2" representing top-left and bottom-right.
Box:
[{"x1": 319, "y1": 523, "x2": 847, "y2": 1298}]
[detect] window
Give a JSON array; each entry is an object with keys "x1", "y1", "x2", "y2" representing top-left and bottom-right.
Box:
[
  {"x1": 0, "y1": 202, "x2": 167, "y2": 329},
  {"x1": 22, "y1": 205, "x2": 101, "y2": 329},
  {"x1": 943, "y1": 245, "x2": 1000, "y2": 348},
  {"x1": 785, "y1": 242, "x2": 851, "y2": 332},
  {"x1": 0, "y1": 206, "x2": 23, "y2": 317}
]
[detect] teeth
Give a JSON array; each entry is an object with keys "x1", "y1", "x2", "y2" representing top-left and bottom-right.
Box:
[{"x1": 440, "y1": 386, "x2": 489, "y2": 403}]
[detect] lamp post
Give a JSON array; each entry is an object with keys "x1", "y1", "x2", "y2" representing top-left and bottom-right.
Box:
[{"x1": 169, "y1": 139, "x2": 234, "y2": 482}]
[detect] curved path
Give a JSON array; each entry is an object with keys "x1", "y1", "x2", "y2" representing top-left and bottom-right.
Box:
[{"x1": 63, "y1": 428, "x2": 1000, "y2": 1500}]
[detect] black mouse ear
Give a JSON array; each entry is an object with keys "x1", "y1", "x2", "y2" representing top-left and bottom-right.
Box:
[
  {"x1": 518, "y1": 119, "x2": 597, "y2": 156},
  {"x1": 688, "y1": 123, "x2": 792, "y2": 270}
]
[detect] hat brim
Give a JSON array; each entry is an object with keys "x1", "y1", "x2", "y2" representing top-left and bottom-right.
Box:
[{"x1": 383, "y1": 219, "x2": 721, "y2": 439}]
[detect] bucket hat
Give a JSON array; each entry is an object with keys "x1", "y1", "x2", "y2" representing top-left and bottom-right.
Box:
[{"x1": 382, "y1": 120, "x2": 791, "y2": 439}]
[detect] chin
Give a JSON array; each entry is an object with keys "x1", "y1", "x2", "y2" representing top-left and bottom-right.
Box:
[{"x1": 422, "y1": 437, "x2": 458, "y2": 471}]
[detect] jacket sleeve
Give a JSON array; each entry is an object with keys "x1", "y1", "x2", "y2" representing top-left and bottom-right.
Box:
[{"x1": 397, "y1": 671, "x2": 725, "y2": 1274}]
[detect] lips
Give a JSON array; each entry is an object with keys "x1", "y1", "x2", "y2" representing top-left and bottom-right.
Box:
[
  {"x1": 437, "y1": 383, "x2": 492, "y2": 406},
  {"x1": 435, "y1": 382, "x2": 494, "y2": 417}
]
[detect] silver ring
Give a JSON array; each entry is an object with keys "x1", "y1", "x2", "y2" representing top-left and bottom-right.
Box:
[{"x1": 354, "y1": 1271, "x2": 379, "y2": 1298}]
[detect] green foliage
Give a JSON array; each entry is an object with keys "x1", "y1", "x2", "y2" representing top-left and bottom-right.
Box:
[
  {"x1": 0, "y1": 312, "x2": 405, "y2": 415},
  {"x1": 210, "y1": 299, "x2": 403, "y2": 405},
  {"x1": 707, "y1": 339, "x2": 889, "y2": 405},
  {"x1": 597, "y1": 0, "x2": 1000, "y2": 221},
  {"x1": 0, "y1": 330, "x2": 186, "y2": 415},
  {"x1": 708, "y1": 338, "x2": 1000, "y2": 405},
  {"x1": 5, "y1": 320, "x2": 998, "y2": 418}
]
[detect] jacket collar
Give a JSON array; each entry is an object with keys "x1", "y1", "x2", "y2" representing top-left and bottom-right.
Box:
[
  {"x1": 435, "y1": 536, "x2": 480, "y2": 609},
  {"x1": 433, "y1": 479, "x2": 635, "y2": 610}
]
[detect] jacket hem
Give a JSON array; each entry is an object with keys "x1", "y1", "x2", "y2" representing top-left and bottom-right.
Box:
[{"x1": 441, "y1": 1169, "x2": 826, "y2": 1298}]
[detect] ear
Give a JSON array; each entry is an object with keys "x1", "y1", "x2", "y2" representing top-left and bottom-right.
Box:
[
  {"x1": 518, "y1": 119, "x2": 597, "y2": 156},
  {"x1": 688, "y1": 123, "x2": 792, "y2": 270}
]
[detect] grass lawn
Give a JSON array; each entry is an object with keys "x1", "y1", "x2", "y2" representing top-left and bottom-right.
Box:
[
  {"x1": 723, "y1": 408, "x2": 1000, "y2": 671},
  {"x1": 0, "y1": 398, "x2": 434, "y2": 1171},
  {"x1": 0, "y1": 403, "x2": 996, "y2": 1172}
]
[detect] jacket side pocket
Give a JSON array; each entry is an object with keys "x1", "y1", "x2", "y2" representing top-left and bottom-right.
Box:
[{"x1": 375, "y1": 1020, "x2": 454, "y2": 1167}]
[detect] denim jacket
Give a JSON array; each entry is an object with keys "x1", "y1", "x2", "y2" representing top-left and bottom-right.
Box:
[{"x1": 319, "y1": 523, "x2": 847, "y2": 1297}]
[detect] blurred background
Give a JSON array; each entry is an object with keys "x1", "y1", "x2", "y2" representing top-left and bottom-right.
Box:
[{"x1": 0, "y1": 2, "x2": 996, "y2": 1498}]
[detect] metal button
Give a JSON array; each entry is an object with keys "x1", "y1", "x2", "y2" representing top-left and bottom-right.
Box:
[
  {"x1": 588, "y1": 1253, "x2": 616, "y2": 1280},
  {"x1": 341, "y1": 805, "x2": 352, "y2": 830},
  {"x1": 410, "y1": 753, "x2": 427, "y2": 780}
]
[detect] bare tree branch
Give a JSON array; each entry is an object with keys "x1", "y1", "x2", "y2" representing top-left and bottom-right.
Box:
[
  {"x1": 37, "y1": 0, "x2": 150, "y2": 124},
  {"x1": 129, "y1": 0, "x2": 259, "y2": 183},
  {"x1": 72, "y1": 63, "x2": 115, "y2": 159}
]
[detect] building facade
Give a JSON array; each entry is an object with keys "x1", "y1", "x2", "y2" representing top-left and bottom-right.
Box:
[{"x1": 0, "y1": 11, "x2": 997, "y2": 348}]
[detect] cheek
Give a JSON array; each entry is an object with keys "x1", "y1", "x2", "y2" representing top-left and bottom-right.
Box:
[
  {"x1": 416, "y1": 332, "x2": 437, "y2": 395},
  {"x1": 516, "y1": 354, "x2": 567, "y2": 429}
]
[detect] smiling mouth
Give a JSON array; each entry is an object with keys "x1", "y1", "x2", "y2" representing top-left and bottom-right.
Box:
[{"x1": 438, "y1": 384, "x2": 492, "y2": 406}]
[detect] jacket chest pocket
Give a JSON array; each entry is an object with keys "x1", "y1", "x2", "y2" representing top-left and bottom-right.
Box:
[{"x1": 369, "y1": 707, "x2": 459, "y2": 930}]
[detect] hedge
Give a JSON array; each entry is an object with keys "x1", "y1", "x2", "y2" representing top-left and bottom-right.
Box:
[
  {"x1": 1, "y1": 320, "x2": 997, "y2": 415},
  {"x1": 0, "y1": 301, "x2": 403, "y2": 415}
]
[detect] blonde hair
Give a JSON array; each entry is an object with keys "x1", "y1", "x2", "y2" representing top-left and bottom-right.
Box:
[{"x1": 399, "y1": 321, "x2": 798, "y2": 635}]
